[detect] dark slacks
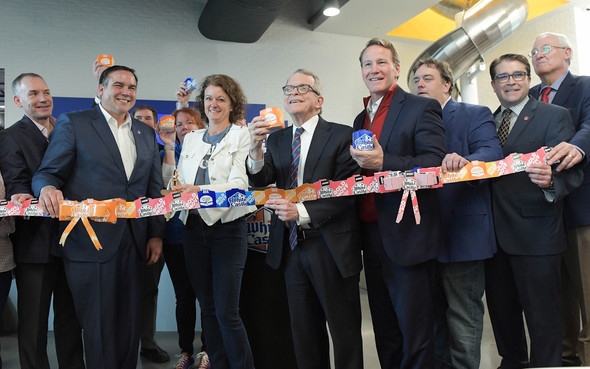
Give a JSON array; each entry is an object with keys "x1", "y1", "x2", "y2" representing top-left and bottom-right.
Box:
[
  {"x1": 0, "y1": 270, "x2": 12, "y2": 369},
  {"x1": 140, "y1": 255, "x2": 165, "y2": 350},
  {"x1": 183, "y1": 215, "x2": 254, "y2": 369},
  {"x1": 485, "y1": 247, "x2": 562, "y2": 368},
  {"x1": 15, "y1": 260, "x2": 84, "y2": 369},
  {"x1": 63, "y1": 227, "x2": 144, "y2": 369},
  {"x1": 283, "y1": 230, "x2": 363, "y2": 369},
  {"x1": 164, "y1": 242, "x2": 200, "y2": 355},
  {"x1": 362, "y1": 221, "x2": 436, "y2": 369}
]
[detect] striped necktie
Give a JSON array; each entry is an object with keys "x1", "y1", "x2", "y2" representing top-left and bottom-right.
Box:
[{"x1": 288, "y1": 127, "x2": 304, "y2": 250}]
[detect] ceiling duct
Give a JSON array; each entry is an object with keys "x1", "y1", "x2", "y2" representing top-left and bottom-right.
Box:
[
  {"x1": 407, "y1": 0, "x2": 528, "y2": 86},
  {"x1": 198, "y1": 0, "x2": 290, "y2": 43}
]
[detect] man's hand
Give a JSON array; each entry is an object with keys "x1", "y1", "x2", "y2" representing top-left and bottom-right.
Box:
[
  {"x1": 248, "y1": 116, "x2": 270, "y2": 161},
  {"x1": 265, "y1": 198, "x2": 299, "y2": 222},
  {"x1": 176, "y1": 82, "x2": 191, "y2": 106},
  {"x1": 526, "y1": 162, "x2": 553, "y2": 188},
  {"x1": 10, "y1": 193, "x2": 33, "y2": 207},
  {"x1": 92, "y1": 60, "x2": 108, "y2": 82},
  {"x1": 172, "y1": 184, "x2": 200, "y2": 194},
  {"x1": 545, "y1": 142, "x2": 583, "y2": 172},
  {"x1": 145, "y1": 237, "x2": 163, "y2": 265},
  {"x1": 441, "y1": 153, "x2": 470, "y2": 173},
  {"x1": 39, "y1": 186, "x2": 64, "y2": 218},
  {"x1": 350, "y1": 136, "x2": 383, "y2": 171}
]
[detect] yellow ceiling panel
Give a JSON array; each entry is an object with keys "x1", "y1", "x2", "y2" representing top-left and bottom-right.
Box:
[{"x1": 387, "y1": 0, "x2": 569, "y2": 41}]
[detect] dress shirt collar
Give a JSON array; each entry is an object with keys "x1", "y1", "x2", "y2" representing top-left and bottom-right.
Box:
[
  {"x1": 98, "y1": 103, "x2": 132, "y2": 129},
  {"x1": 540, "y1": 70, "x2": 568, "y2": 91},
  {"x1": 500, "y1": 96, "x2": 529, "y2": 119},
  {"x1": 293, "y1": 114, "x2": 319, "y2": 138}
]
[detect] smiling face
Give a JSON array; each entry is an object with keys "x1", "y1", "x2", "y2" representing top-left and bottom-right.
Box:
[
  {"x1": 14, "y1": 76, "x2": 53, "y2": 122},
  {"x1": 175, "y1": 111, "x2": 201, "y2": 145},
  {"x1": 413, "y1": 64, "x2": 451, "y2": 106},
  {"x1": 361, "y1": 45, "x2": 400, "y2": 102},
  {"x1": 531, "y1": 34, "x2": 571, "y2": 84},
  {"x1": 491, "y1": 59, "x2": 531, "y2": 108},
  {"x1": 204, "y1": 85, "x2": 232, "y2": 125},
  {"x1": 98, "y1": 70, "x2": 137, "y2": 121},
  {"x1": 283, "y1": 72, "x2": 323, "y2": 126}
]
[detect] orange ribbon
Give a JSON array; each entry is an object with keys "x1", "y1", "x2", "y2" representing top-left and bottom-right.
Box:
[{"x1": 59, "y1": 199, "x2": 129, "y2": 250}]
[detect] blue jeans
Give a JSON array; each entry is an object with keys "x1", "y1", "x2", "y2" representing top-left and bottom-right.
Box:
[
  {"x1": 183, "y1": 215, "x2": 254, "y2": 369},
  {"x1": 434, "y1": 260, "x2": 485, "y2": 369}
]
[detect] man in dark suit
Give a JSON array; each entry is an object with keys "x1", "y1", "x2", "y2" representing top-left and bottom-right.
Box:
[
  {"x1": 529, "y1": 31, "x2": 590, "y2": 366},
  {"x1": 412, "y1": 58, "x2": 503, "y2": 369},
  {"x1": 32, "y1": 66, "x2": 165, "y2": 369},
  {"x1": 0, "y1": 73, "x2": 84, "y2": 369},
  {"x1": 350, "y1": 38, "x2": 446, "y2": 369},
  {"x1": 486, "y1": 53, "x2": 582, "y2": 368},
  {"x1": 247, "y1": 69, "x2": 363, "y2": 369}
]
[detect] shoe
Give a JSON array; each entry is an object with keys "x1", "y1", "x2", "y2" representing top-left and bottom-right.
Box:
[
  {"x1": 174, "y1": 352, "x2": 195, "y2": 369},
  {"x1": 140, "y1": 345, "x2": 170, "y2": 363},
  {"x1": 195, "y1": 351, "x2": 210, "y2": 369}
]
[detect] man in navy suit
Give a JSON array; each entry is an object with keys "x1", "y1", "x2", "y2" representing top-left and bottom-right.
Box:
[
  {"x1": 32, "y1": 66, "x2": 165, "y2": 369},
  {"x1": 0, "y1": 73, "x2": 85, "y2": 369},
  {"x1": 412, "y1": 58, "x2": 503, "y2": 369},
  {"x1": 350, "y1": 38, "x2": 446, "y2": 369},
  {"x1": 247, "y1": 69, "x2": 363, "y2": 369},
  {"x1": 529, "y1": 31, "x2": 590, "y2": 366},
  {"x1": 486, "y1": 53, "x2": 582, "y2": 368}
]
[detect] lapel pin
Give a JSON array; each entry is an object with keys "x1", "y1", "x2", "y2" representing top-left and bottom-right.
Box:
[
  {"x1": 137, "y1": 130, "x2": 141, "y2": 134},
  {"x1": 524, "y1": 116, "x2": 530, "y2": 120}
]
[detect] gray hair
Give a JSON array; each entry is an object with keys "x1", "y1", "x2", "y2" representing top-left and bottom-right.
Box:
[
  {"x1": 12, "y1": 73, "x2": 44, "y2": 96},
  {"x1": 536, "y1": 32, "x2": 573, "y2": 65}
]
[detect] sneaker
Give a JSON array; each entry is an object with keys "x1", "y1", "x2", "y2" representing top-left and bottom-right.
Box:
[
  {"x1": 195, "y1": 351, "x2": 210, "y2": 369},
  {"x1": 173, "y1": 352, "x2": 195, "y2": 369}
]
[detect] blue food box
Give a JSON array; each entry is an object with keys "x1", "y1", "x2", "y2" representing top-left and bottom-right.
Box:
[{"x1": 352, "y1": 129, "x2": 373, "y2": 150}]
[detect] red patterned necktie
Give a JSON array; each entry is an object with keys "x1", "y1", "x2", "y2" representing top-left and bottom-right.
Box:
[
  {"x1": 288, "y1": 127, "x2": 304, "y2": 250},
  {"x1": 541, "y1": 87, "x2": 551, "y2": 103}
]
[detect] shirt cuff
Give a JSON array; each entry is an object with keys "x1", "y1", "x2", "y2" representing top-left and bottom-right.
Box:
[
  {"x1": 542, "y1": 187, "x2": 556, "y2": 203},
  {"x1": 296, "y1": 203, "x2": 311, "y2": 226},
  {"x1": 573, "y1": 144, "x2": 586, "y2": 159},
  {"x1": 247, "y1": 156, "x2": 264, "y2": 174}
]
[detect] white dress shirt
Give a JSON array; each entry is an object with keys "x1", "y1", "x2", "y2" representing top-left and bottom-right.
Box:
[{"x1": 99, "y1": 103, "x2": 136, "y2": 180}]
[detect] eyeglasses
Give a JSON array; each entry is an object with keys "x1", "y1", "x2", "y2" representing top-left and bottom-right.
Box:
[
  {"x1": 529, "y1": 44, "x2": 567, "y2": 58},
  {"x1": 494, "y1": 72, "x2": 529, "y2": 84},
  {"x1": 282, "y1": 84, "x2": 319, "y2": 95}
]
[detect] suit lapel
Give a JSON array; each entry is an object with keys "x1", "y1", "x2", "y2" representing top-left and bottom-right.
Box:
[
  {"x1": 129, "y1": 119, "x2": 151, "y2": 182},
  {"x1": 379, "y1": 87, "x2": 405, "y2": 149},
  {"x1": 89, "y1": 106, "x2": 127, "y2": 179},
  {"x1": 19, "y1": 116, "x2": 49, "y2": 148},
  {"x1": 503, "y1": 99, "x2": 537, "y2": 149},
  {"x1": 552, "y1": 72, "x2": 575, "y2": 106},
  {"x1": 442, "y1": 98, "x2": 457, "y2": 127},
  {"x1": 303, "y1": 118, "x2": 330, "y2": 183}
]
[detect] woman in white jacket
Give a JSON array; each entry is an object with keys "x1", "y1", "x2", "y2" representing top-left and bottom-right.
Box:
[{"x1": 173, "y1": 74, "x2": 256, "y2": 369}]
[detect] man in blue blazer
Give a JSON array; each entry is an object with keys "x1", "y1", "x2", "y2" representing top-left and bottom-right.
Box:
[
  {"x1": 350, "y1": 38, "x2": 447, "y2": 369},
  {"x1": 0, "y1": 73, "x2": 84, "y2": 369},
  {"x1": 247, "y1": 69, "x2": 363, "y2": 369},
  {"x1": 529, "y1": 31, "x2": 590, "y2": 366},
  {"x1": 412, "y1": 59, "x2": 503, "y2": 369},
  {"x1": 486, "y1": 53, "x2": 582, "y2": 368},
  {"x1": 32, "y1": 66, "x2": 165, "y2": 369}
]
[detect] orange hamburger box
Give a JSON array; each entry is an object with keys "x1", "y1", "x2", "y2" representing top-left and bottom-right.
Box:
[
  {"x1": 295, "y1": 184, "x2": 317, "y2": 202},
  {"x1": 97, "y1": 54, "x2": 114, "y2": 67},
  {"x1": 254, "y1": 190, "x2": 267, "y2": 205},
  {"x1": 265, "y1": 188, "x2": 285, "y2": 201},
  {"x1": 159, "y1": 115, "x2": 175, "y2": 132},
  {"x1": 260, "y1": 107, "x2": 285, "y2": 131},
  {"x1": 285, "y1": 189, "x2": 297, "y2": 202}
]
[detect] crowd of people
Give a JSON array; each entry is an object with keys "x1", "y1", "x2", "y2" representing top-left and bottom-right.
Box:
[{"x1": 0, "y1": 31, "x2": 589, "y2": 369}]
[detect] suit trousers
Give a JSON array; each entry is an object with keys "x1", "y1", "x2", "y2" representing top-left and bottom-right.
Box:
[
  {"x1": 362, "y1": 222, "x2": 436, "y2": 369},
  {"x1": 183, "y1": 215, "x2": 254, "y2": 369},
  {"x1": 140, "y1": 255, "x2": 165, "y2": 350},
  {"x1": 562, "y1": 224, "x2": 590, "y2": 365},
  {"x1": 485, "y1": 247, "x2": 562, "y2": 368},
  {"x1": 433, "y1": 260, "x2": 485, "y2": 369},
  {"x1": 0, "y1": 270, "x2": 12, "y2": 369},
  {"x1": 283, "y1": 231, "x2": 363, "y2": 369},
  {"x1": 63, "y1": 225, "x2": 144, "y2": 369},
  {"x1": 15, "y1": 260, "x2": 84, "y2": 369}
]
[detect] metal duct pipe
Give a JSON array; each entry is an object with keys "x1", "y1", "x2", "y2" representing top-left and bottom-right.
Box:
[
  {"x1": 407, "y1": 0, "x2": 528, "y2": 86},
  {"x1": 199, "y1": 0, "x2": 290, "y2": 43}
]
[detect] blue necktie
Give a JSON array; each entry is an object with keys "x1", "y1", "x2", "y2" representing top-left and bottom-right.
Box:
[{"x1": 288, "y1": 127, "x2": 304, "y2": 250}]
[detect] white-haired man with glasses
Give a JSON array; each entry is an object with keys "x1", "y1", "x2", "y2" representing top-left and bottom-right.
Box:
[
  {"x1": 247, "y1": 69, "x2": 363, "y2": 369},
  {"x1": 486, "y1": 53, "x2": 582, "y2": 369},
  {"x1": 529, "y1": 31, "x2": 590, "y2": 366}
]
